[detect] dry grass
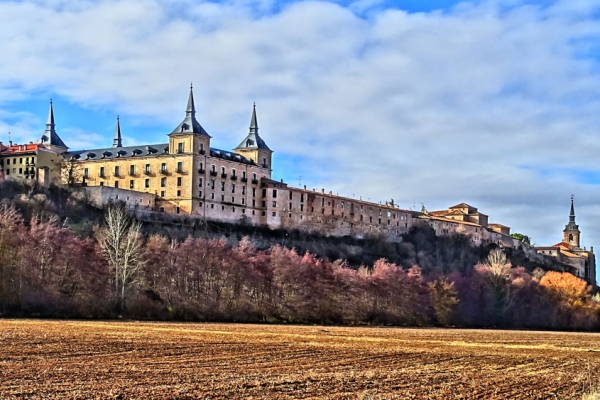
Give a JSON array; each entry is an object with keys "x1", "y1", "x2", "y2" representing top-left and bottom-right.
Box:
[{"x1": 1, "y1": 320, "x2": 600, "y2": 399}]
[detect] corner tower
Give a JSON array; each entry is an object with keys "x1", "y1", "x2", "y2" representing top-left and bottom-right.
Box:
[
  {"x1": 234, "y1": 104, "x2": 273, "y2": 172},
  {"x1": 37, "y1": 100, "x2": 68, "y2": 153},
  {"x1": 563, "y1": 196, "x2": 581, "y2": 248},
  {"x1": 169, "y1": 85, "x2": 211, "y2": 155}
]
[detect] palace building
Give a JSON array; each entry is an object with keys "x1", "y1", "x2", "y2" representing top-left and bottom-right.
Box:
[{"x1": 0, "y1": 89, "x2": 595, "y2": 285}]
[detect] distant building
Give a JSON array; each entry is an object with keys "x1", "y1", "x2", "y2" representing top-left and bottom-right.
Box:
[
  {"x1": 534, "y1": 197, "x2": 596, "y2": 284},
  {"x1": 0, "y1": 101, "x2": 67, "y2": 184}
]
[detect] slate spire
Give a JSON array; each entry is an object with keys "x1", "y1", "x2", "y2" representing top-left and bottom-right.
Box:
[
  {"x1": 234, "y1": 103, "x2": 271, "y2": 151},
  {"x1": 170, "y1": 84, "x2": 209, "y2": 136},
  {"x1": 569, "y1": 195, "x2": 576, "y2": 224},
  {"x1": 37, "y1": 100, "x2": 68, "y2": 148},
  {"x1": 112, "y1": 116, "x2": 123, "y2": 148}
]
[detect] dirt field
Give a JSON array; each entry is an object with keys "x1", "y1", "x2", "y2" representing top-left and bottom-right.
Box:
[{"x1": 1, "y1": 321, "x2": 600, "y2": 399}]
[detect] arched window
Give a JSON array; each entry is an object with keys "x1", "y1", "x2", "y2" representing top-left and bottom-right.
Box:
[{"x1": 569, "y1": 234, "x2": 574, "y2": 242}]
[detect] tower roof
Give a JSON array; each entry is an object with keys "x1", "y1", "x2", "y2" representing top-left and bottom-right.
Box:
[
  {"x1": 37, "y1": 100, "x2": 68, "y2": 148},
  {"x1": 234, "y1": 103, "x2": 272, "y2": 152},
  {"x1": 170, "y1": 85, "x2": 209, "y2": 136},
  {"x1": 564, "y1": 195, "x2": 579, "y2": 232},
  {"x1": 112, "y1": 116, "x2": 123, "y2": 148}
]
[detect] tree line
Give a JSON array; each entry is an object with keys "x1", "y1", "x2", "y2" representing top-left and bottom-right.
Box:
[{"x1": 0, "y1": 201, "x2": 598, "y2": 330}]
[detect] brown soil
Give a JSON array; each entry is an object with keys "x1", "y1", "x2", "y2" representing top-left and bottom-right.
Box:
[{"x1": 1, "y1": 320, "x2": 600, "y2": 399}]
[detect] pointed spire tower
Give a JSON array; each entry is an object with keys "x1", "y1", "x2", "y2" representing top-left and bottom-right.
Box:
[
  {"x1": 112, "y1": 116, "x2": 123, "y2": 148},
  {"x1": 37, "y1": 100, "x2": 68, "y2": 152},
  {"x1": 170, "y1": 84, "x2": 209, "y2": 136},
  {"x1": 563, "y1": 195, "x2": 581, "y2": 248},
  {"x1": 234, "y1": 103, "x2": 273, "y2": 171}
]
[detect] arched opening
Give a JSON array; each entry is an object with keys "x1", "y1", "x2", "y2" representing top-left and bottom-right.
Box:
[{"x1": 569, "y1": 233, "x2": 574, "y2": 242}]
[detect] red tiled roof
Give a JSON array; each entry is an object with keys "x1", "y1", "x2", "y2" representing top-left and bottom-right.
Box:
[{"x1": 0, "y1": 143, "x2": 42, "y2": 154}]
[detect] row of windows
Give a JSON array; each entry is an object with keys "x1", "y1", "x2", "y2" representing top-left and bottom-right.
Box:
[
  {"x1": 1, "y1": 157, "x2": 36, "y2": 166},
  {"x1": 85, "y1": 162, "x2": 184, "y2": 178},
  {"x1": 3, "y1": 167, "x2": 36, "y2": 176}
]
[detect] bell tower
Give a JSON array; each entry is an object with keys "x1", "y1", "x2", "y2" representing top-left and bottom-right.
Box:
[{"x1": 563, "y1": 195, "x2": 581, "y2": 248}]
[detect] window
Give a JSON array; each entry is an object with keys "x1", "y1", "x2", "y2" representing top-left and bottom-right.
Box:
[
  {"x1": 241, "y1": 198, "x2": 245, "y2": 204},
  {"x1": 262, "y1": 201, "x2": 266, "y2": 207},
  {"x1": 300, "y1": 194, "x2": 304, "y2": 202},
  {"x1": 199, "y1": 190, "x2": 202, "y2": 197},
  {"x1": 252, "y1": 188, "x2": 256, "y2": 197},
  {"x1": 252, "y1": 200, "x2": 256, "y2": 207},
  {"x1": 273, "y1": 189, "x2": 277, "y2": 198},
  {"x1": 242, "y1": 171, "x2": 246, "y2": 179},
  {"x1": 263, "y1": 158, "x2": 267, "y2": 167},
  {"x1": 145, "y1": 179, "x2": 150, "y2": 188},
  {"x1": 129, "y1": 180, "x2": 134, "y2": 189},
  {"x1": 242, "y1": 186, "x2": 245, "y2": 195},
  {"x1": 272, "y1": 211, "x2": 276, "y2": 217},
  {"x1": 99, "y1": 182, "x2": 104, "y2": 186},
  {"x1": 145, "y1": 164, "x2": 150, "y2": 173},
  {"x1": 232, "y1": 184, "x2": 235, "y2": 193},
  {"x1": 221, "y1": 166, "x2": 225, "y2": 174},
  {"x1": 177, "y1": 190, "x2": 181, "y2": 197},
  {"x1": 177, "y1": 161, "x2": 183, "y2": 172},
  {"x1": 231, "y1": 169, "x2": 236, "y2": 177},
  {"x1": 176, "y1": 206, "x2": 180, "y2": 214},
  {"x1": 129, "y1": 165, "x2": 135, "y2": 175},
  {"x1": 262, "y1": 211, "x2": 266, "y2": 216},
  {"x1": 289, "y1": 203, "x2": 292, "y2": 209},
  {"x1": 211, "y1": 193, "x2": 215, "y2": 200},
  {"x1": 300, "y1": 205, "x2": 304, "y2": 212},
  {"x1": 221, "y1": 182, "x2": 225, "y2": 191},
  {"x1": 159, "y1": 207, "x2": 165, "y2": 212},
  {"x1": 177, "y1": 142, "x2": 184, "y2": 153},
  {"x1": 19, "y1": 158, "x2": 23, "y2": 164},
  {"x1": 221, "y1": 195, "x2": 225, "y2": 201},
  {"x1": 211, "y1": 204, "x2": 214, "y2": 209},
  {"x1": 210, "y1": 179, "x2": 215, "y2": 189},
  {"x1": 211, "y1": 165, "x2": 216, "y2": 172},
  {"x1": 232, "y1": 197, "x2": 235, "y2": 203},
  {"x1": 199, "y1": 178, "x2": 203, "y2": 187},
  {"x1": 272, "y1": 201, "x2": 277, "y2": 207},
  {"x1": 199, "y1": 143, "x2": 204, "y2": 153},
  {"x1": 262, "y1": 189, "x2": 267, "y2": 197},
  {"x1": 114, "y1": 181, "x2": 119, "y2": 188},
  {"x1": 161, "y1": 177, "x2": 166, "y2": 187},
  {"x1": 114, "y1": 166, "x2": 120, "y2": 176},
  {"x1": 84, "y1": 168, "x2": 89, "y2": 178},
  {"x1": 161, "y1": 163, "x2": 167, "y2": 173},
  {"x1": 99, "y1": 167, "x2": 105, "y2": 177},
  {"x1": 177, "y1": 177, "x2": 182, "y2": 186},
  {"x1": 160, "y1": 190, "x2": 165, "y2": 197}
]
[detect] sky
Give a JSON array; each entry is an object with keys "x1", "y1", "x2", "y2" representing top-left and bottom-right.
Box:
[{"x1": 1, "y1": 0, "x2": 600, "y2": 248}]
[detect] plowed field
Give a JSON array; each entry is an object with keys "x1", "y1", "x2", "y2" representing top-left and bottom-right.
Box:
[{"x1": 1, "y1": 321, "x2": 600, "y2": 399}]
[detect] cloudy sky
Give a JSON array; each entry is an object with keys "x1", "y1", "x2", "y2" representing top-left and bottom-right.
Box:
[{"x1": 1, "y1": 0, "x2": 600, "y2": 248}]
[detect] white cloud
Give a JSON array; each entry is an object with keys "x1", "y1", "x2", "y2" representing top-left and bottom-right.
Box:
[{"x1": 1, "y1": 0, "x2": 600, "y2": 247}]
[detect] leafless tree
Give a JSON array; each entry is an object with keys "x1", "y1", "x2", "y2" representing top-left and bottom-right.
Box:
[{"x1": 99, "y1": 206, "x2": 145, "y2": 310}]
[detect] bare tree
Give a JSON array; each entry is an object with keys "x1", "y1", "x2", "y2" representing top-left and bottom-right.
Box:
[{"x1": 99, "y1": 206, "x2": 145, "y2": 310}]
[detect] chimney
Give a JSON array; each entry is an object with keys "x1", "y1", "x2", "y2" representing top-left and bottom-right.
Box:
[
  {"x1": 304, "y1": 185, "x2": 306, "y2": 191},
  {"x1": 9, "y1": 141, "x2": 13, "y2": 146},
  {"x1": 321, "y1": 188, "x2": 324, "y2": 194}
]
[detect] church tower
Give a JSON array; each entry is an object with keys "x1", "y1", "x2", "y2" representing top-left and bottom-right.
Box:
[
  {"x1": 563, "y1": 196, "x2": 581, "y2": 248},
  {"x1": 168, "y1": 85, "x2": 211, "y2": 155},
  {"x1": 234, "y1": 104, "x2": 273, "y2": 172},
  {"x1": 112, "y1": 116, "x2": 123, "y2": 148},
  {"x1": 37, "y1": 100, "x2": 68, "y2": 153}
]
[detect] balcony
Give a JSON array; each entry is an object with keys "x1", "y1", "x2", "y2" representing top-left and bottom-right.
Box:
[
  {"x1": 198, "y1": 168, "x2": 205, "y2": 174},
  {"x1": 241, "y1": 177, "x2": 247, "y2": 182},
  {"x1": 210, "y1": 170, "x2": 218, "y2": 176},
  {"x1": 160, "y1": 169, "x2": 168, "y2": 175},
  {"x1": 176, "y1": 167, "x2": 184, "y2": 173},
  {"x1": 99, "y1": 173, "x2": 106, "y2": 178},
  {"x1": 128, "y1": 170, "x2": 136, "y2": 176},
  {"x1": 144, "y1": 170, "x2": 151, "y2": 175},
  {"x1": 261, "y1": 163, "x2": 268, "y2": 168},
  {"x1": 221, "y1": 173, "x2": 227, "y2": 179},
  {"x1": 199, "y1": 150, "x2": 206, "y2": 155},
  {"x1": 251, "y1": 179, "x2": 259, "y2": 184},
  {"x1": 230, "y1": 175, "x2": 237, "y2": 181}
]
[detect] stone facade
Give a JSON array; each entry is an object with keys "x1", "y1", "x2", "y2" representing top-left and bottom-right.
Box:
[{"x1": 3, "y1": 91, "x2": 596, "y2": 285}]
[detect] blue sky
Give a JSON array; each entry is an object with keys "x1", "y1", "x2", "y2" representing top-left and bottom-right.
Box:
[{"x1": 1, "y1": 0, "x2": 600, "y2": 248}]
